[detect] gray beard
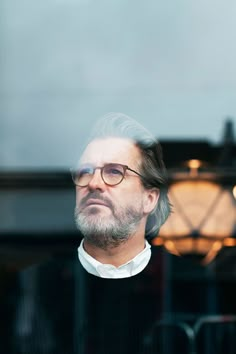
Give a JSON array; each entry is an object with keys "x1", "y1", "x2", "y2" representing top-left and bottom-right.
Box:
[{"x1": 74, "y1": 205, "x2": 143, "y2": 250}]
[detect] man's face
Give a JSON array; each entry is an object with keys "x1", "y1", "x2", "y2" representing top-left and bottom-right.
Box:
[{"x1": 74, "y1": 137, "x2": 156, "y2": 249}]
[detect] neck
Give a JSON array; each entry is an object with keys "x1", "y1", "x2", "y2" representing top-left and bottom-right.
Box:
[{"x1": 83, "y1": 232, "x2": 146, "y2": 267}]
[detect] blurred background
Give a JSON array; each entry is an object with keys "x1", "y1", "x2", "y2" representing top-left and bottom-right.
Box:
[
  {"x1": 1, "y1": 0, "x2": 236, "y2": 169},
  {"x1": 0, "y1": 1, "x2": 236, "y2": 354}
]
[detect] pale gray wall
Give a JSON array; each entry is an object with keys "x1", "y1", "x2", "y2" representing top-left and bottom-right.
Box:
[{"x1": 1, "y1": 0, "x2": 236, "y2": 169}]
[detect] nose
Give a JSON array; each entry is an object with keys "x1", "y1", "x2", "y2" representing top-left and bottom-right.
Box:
[{"x1": 87, "y1": 169, "x2": 106, "y2": 191}]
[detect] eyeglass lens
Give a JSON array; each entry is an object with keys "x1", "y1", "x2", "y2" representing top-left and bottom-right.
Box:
[{"x1": 74, "y1": 164, "x2": 125, "y2": 186}]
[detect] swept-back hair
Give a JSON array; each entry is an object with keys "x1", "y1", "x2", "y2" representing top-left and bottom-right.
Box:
[{"x1": 88, "y1": 112, "x2": 171, "y2": 240}]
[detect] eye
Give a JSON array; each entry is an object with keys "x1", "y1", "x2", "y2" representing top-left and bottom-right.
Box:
[
  {"x1": 78, "y1": 165, "x2": 94, "y2": 177},
  {"x1": 104, "y1": 164, "x2": 124, "y2": 176},
  {"x1": 110, "y1": 168, "x2": 122, "y2": 175}
]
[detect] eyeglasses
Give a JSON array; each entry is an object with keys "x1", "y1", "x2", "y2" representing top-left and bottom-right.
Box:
[{"x1": 71, "y1": 163, "x2": 144, "y2": 187}]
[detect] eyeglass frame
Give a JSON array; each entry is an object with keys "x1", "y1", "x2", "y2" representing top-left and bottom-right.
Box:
[{"x1": 71, "y1": 163, "x2": 146, "y2": 187}]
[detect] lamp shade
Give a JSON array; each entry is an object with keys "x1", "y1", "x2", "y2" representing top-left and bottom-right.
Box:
[{"x1": 157, "y1": 180, "x2": 236, "y2": 260}]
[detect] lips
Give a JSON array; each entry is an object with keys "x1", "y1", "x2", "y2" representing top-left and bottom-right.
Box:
[
  {"x1": 79, "y1": 193, "x2": 113, "y2": 212},
  {"x1": 85, "y1": 198, "x2": 109, "y2": 208}
]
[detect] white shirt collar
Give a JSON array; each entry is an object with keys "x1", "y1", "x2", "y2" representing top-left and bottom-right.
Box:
[{"x1": 78, "y1": 239, "x2": 151, "y2": 279}]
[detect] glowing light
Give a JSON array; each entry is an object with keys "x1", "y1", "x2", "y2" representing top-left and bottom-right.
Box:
[
  {"x1": 223, "y1": 238, "x2": 236, "y2": 247},
  {"x1": 157, "y1": 179, "x2": 235, "y2": 264},
  {"x1": 188, "y1": 159, "x2": 202, "y2": 169},
  {"x1": 233, "y1": 185, "x2": 236, "y2": 199}
]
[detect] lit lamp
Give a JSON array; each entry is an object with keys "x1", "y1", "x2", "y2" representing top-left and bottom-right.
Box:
[{"x1": 153, "y1": 160, "x2": 236, "y2": 264}]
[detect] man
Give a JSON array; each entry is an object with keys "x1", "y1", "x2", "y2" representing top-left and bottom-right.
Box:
[
  {"x1": 71, "y1": 112, "x2": 171, "y2": 278},
  {"x1": 12, "y1": 112, "x2": 171, "y2": 354}
]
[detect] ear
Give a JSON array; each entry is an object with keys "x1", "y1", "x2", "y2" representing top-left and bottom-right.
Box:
[{"x1": 143, "y1": 188, "x2": 160, "y2": 214}]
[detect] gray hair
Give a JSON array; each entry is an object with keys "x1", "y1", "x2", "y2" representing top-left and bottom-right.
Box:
[{"x1": 88, "y1": 112, "x2": 171, "y2": 240}]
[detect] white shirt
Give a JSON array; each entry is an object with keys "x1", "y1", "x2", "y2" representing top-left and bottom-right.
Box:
[{"x1": 78, "y1": 239, "x2": 151, "y2": 279}]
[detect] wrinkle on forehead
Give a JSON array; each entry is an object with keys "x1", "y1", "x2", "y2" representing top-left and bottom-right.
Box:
[{"x1": 79, "y1": 137, "x2": 141, "y2": 166}]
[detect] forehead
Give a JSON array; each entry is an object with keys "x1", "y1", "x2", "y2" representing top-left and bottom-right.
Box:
[{"x1": 80, "y1": 137, "x2": 141, "y2": 165}]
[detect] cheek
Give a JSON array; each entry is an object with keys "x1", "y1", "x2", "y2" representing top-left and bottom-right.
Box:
[
  {"x1": 116, "y1": 187, "x2": 144, "y2": 207},
  {"x1": 75, "y1": 187, "x2": 85, "y2": 205}
]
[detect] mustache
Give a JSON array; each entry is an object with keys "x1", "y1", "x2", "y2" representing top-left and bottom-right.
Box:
[{"x1": 79, "y1": 191, "x2": 114, "y2": 211}]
